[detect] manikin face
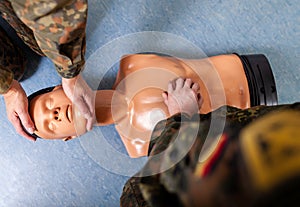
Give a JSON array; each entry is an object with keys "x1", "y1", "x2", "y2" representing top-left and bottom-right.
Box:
[{"x1": 29, "y1": 86, "x2": 86, "y2": 140}]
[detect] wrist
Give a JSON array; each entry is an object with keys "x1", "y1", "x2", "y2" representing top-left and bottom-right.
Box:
[
  {"x1": 62, "y1": 75, "x2": 78, "y2": 83},
  {"x1": 3, "y1": 80, "x2": 18, "y2": 97},
  {"x1": 62, "y1": 75, "x2": 79, "y2": 89},
  {"x1": 180, "y1": 111, "x2": 193, "y2": 119}
]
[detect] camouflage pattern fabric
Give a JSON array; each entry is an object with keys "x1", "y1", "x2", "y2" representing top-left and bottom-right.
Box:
[
  {"x1": 120, "y1": 176, "x2": 151, "y2": 207},
  {"x1": 0, "y1": 23, "x2": 25, "y2": 93},
  {"x1": 0, "y1": 0, "x2": 87, "y2": 93},
  {"x1": 0, "y1": 0, "x2": 43, "y2": 56},
  {"x1": 120, "y1": 103, "x2": 300, "y2": 207}
]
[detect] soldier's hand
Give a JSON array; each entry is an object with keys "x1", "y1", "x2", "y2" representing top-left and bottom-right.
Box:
[
  {"x1": 62, "y1": 74, "x2": 96, "y2": 131},
  {"x1": 162, "y1": 78, "x2": 203, "y2": 117},
  {"x1": 3, "y1": 80, "x2": 36, "y2": 141}
]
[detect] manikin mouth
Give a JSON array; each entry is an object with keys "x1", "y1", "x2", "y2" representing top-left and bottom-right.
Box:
[{"x1": 66, "y1": 105, "x2": 72, "y2": 123}]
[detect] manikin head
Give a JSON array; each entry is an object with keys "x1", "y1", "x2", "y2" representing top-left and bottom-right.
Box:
[{"x1": 28, "y1": 85, "x2": 87, "y2": 141}]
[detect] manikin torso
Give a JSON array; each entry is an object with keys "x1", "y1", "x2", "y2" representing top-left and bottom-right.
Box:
[{"x1": 94, "y1": 54, "x2": 250, "y2": 157}]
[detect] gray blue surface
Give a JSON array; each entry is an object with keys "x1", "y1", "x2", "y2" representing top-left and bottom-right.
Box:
[{"x1": 0, "y1": 0, "x2": 299, "y2": 206}]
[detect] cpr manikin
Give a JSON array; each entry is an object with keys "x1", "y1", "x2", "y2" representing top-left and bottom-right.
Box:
[{"x1": 29, "y1": 53, "x2": 277, "y2": 157}]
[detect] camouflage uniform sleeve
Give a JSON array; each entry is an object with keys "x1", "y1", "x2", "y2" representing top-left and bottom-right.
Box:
[
  {"x1": 0, "y1": 19, "x2": 26, "y2": 94},
  {"x1": 136, "y1": 113, "x2": 196, "y2": 207},
  {"x1": 0, "y1": 67, "x2": 14, "y2": 94},
  {"x1": 120, "y1": 113, "x2": 192, "y2": 207},
  {"x1": 148, "y1": 113, "x2": 192, "y2": 156},
  {"x1": 9, "y1": 0, "x2": 87, "y2": 78}
]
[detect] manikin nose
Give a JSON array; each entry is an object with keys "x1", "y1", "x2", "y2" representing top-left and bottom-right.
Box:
[{"x1": 50, "y1": 107, "x2": 61, "y2": 121}]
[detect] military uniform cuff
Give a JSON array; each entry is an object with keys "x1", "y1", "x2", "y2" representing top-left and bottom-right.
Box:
[
  {"x1": 55, "y1": 61, "x2": 84, "y2": 79},
  {"x1": 0, "y1": 67, "x2": 14, "y2": 94}
]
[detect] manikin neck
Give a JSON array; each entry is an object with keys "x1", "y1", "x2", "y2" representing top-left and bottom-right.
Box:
[{"x1": 95, "y1": 90, "x2": 116, "y2": 126}]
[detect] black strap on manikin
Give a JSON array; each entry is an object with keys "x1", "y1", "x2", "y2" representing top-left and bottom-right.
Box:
[{"x1": 237, "y1": 54, "x2": 278, "y2": 106}]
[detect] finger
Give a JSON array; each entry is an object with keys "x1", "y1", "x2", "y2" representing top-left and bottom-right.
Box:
[
  {"x1": 11, "y1": 116, "x2": 36, "y2": 141},
  {"x1": 86, "y1": 117, "x2": 94, "y2": 131},
  {"x1": 167, "y1": 81, "x2": 175, "y2": 94},
  {"x1": 18, "y1": 109, "x2": 35, "y2": 134},
  {"x1": 197, "y1": 93, "x2": 204, "y2": 108},
  {"x1": 192, "y1": 82, "x2": 200, "y2": 92},
  {"x1": 85, "y1": 107, "x2": 96, "y2": 131},
  {"x1": 74, "y1": 96, "x2": 95, "y2": 131},
  {"x1": 162, "y1": 92, "x2": 168, "y2": 105},
  {"x1": 74, "y1": 96, "x2": 91, "y2": 118},
  {"x1": 84, "y1": 92, "x2": 95, "y2": 118},
  {"x1": 184, "y1": 78, "x2": 193, "y2": 88},
  {"x1": 175, "y1": 77, "x2": 184, "y2": 90},
  {"x1": 162, "y1": 91, "x2": 168, "y2": 99}
]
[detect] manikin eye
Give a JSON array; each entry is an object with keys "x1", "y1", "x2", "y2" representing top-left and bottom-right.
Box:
[{"x1": 46, "y1": 98, "x2": 53, "y2": 109}]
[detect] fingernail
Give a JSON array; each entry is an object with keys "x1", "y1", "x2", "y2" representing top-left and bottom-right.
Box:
[{"x1": 28, "y1": 127, "x2": 34, "y2": 134}]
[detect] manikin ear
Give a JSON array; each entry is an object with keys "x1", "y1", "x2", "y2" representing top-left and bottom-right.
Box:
[{"x1": 62, "y1": 135, "x2": 76, "y2": 142}]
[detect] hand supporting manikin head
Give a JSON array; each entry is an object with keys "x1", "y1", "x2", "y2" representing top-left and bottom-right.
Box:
[{"x1": 28, "y1": 53, "x2": 277, "y2": 158}]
